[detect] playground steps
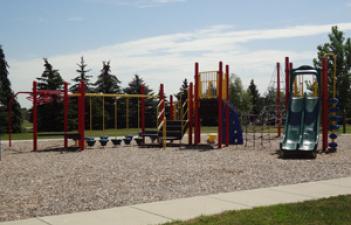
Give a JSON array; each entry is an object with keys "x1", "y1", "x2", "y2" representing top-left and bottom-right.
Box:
[{"x1": 142, "y1": 120, "x2": 189, "y2": 143}]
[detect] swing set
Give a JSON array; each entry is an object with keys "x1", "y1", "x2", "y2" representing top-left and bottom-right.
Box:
[{"x1": 8, "y1": 81, "x2": 159, "y2": 151}]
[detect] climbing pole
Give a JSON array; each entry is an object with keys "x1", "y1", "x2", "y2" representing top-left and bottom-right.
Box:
[{"x1": 325, "y1": 54, "x2": 340, "y2": 152}]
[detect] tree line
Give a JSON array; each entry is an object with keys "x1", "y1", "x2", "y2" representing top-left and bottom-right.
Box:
[
  {"x1": 32, "y1": 57, "x2": 163, "y2": 131},
  {"x1": 231, "y1": 26, "x2": 351, "y2": 121}
]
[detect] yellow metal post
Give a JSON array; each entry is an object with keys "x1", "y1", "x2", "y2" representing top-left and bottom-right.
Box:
[
  {"x1": 126, "y1": 98, "x2": 129, "y2": 129},
  {"x1": 115, "y1": 99, "x2": 117, "y2": 129},
  {"x1": 102, "y1": 96, "x2": 105, "y2": 131},
  {"x1": 313, "y1": 79, "x2": 318, "y2": 97},
  {"x1": 89, "y1": 97, "x2": 92, "y2": 131}
]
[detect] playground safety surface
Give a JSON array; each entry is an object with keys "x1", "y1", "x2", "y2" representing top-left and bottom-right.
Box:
[{"x1": 1, "y1": 135, "x2": 351, "y2": 222}]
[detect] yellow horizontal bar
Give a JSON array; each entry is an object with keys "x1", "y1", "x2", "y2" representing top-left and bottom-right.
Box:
[{"x1": 69, "y1": 93, "x2": 158, "y2": 98}]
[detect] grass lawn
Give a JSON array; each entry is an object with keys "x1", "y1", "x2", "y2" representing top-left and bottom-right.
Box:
[
  {"x1": 165, "y1": 195, "x2": 351, "y2": 225},
  {"x1": 1, "y1": 123, "x2": 350, "y2": 141},
  {"x1": 0, "y1": 127, "x2": 219, "y2": 140}
]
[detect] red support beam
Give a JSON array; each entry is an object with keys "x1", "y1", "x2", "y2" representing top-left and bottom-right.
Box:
[
  {"x1": 33, "y1": 81, "x2": 38, "y2": 152},
  {"x1": 285, "y1": 57, "x2": 290, "y2": 110},
  {"x1": 225, "y1": 64, "x2": 230, "y2": 146},
  {"x1": 188, "y1": 82, "x2": 193, "y2": 145},
  {"x1": 63, "y1": 82, "x2": 69, "y2": 149},
  {"x1": 78, "y1": 81, "x2": 85, "y2": 151},
  {"x1": 170, "y1": 95, "x2": 174, "y2": 120},
  {"x1": 194, "y1": 62, "x2": 200, "y2": 144},
  {"x1": 140, "y1": 85, "x2": 145, "y2": 141},
  {"x1": 218, "y1": 61, "x2": 223, "y2": 149},
  {"x1": 160, "y1": 84, "x2": 165, "y2": 111},
  {"x1": 322, "y1": 57, "x2": 329, "y2": 152},
  {"x1": 276, "y1": 62, "x2": 281, "y2": 137}
]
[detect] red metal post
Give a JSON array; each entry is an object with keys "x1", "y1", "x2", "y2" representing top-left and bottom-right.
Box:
[
  {"x1": 225, "y1": 65, "x2": 230, "y2": 146},
  {"x1": 78, "y1": 81, "x2": 85, "y2": 151},
  {"x1": 276, "y1": 62, "x2": 281, "y2": 137},
  {"x1": 64, "y1": 82, "x2": 69, "y2": 149},
  {"x1": 188, "y1": 82, "x2": 193, "y2": 145},
  {"x1": 322, "y1": 57, "x2": 329, "y2": 152},
  {"x1": 170, "y1": 95, "x2": 174, "y2": 120},
  {"x1": 160, "y1": 84, "x2": 165, "y2": 112},
  {"x1": 33, "y1": 81, "x2": 38, "y2": 151},
  {"x1": 218, "y1": 61, "x2": 223, "y2": 149},
  {"x1": 285, "y1": 57, "x2": 290, "y2": 110},
  {"x1": 140, "y1": 85, "x2": 145, "y2": 141},
  {"x1": 194, "y1": 62, "x2": 200, "y2": 144}
]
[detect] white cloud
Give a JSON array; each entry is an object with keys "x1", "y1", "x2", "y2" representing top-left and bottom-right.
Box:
[{"x1": 9, "y1": 22, "x2": 351, "y2": 107}]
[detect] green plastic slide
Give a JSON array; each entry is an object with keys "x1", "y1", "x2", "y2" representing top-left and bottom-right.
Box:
[
  {"x1": 281, "y1": 97, "x2": 304, "y2": 151},
  {"x1": 280, "y1": 65, "x2": 321, "y2": 157},
  {"x1": 299, "y1": 97, "x2": 320, "y2": 151}
]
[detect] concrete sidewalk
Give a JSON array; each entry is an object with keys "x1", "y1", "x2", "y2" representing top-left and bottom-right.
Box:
[{"x1": 2, "y1": 176, "x2": 351, "y2": 225}]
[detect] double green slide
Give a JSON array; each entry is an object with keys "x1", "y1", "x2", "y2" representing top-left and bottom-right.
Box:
[{"x1": 280, "y1": 66, "x2": 321, "y2": 158}]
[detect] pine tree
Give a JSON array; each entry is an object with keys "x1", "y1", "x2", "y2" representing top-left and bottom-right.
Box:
[
  {"x1": 176, "y1": 78, "x2": 188, "y2": 103},
  {"x1": 313, "y1": 26, "x2": 351, "y2": 116},
  {"x1": 0, "y1": 45, "x2": 22, "y2": 133},
  {"x1": 95, "y1": 61, "x2": 121, "y2": 93},
  {"x1": 92, "y1": 61, "x2": 121, "y2": 129},
  {"x1": 124, "y1": 74, "x2": 153, "y2": 94},
  {"x1": 70, "y1": 56, "x2": 93, "y2": 92},
  {"x1": 35, "y1": 58, "x2": 64, "y2": 131},
  {"x1": 123, "y1": 74, "x2": 154, "y2": 128},
  {"x1": 247, "y1": 79, "x2": 261, "y2": 115},
  {"x1": 37, "y1": 58, "x2": 64, "y2": 90},
  {"x1": 69, "y1": 57, "x2": 94, "y2": 130}
]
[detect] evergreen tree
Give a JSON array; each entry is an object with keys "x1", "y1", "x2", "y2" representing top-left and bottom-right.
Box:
[
  {"x1": 95, "y1": 61, "x2": 121, "y2": 93},
  {"x1": 313, "y1": 26, "x2": 351, "y2": 116},
  {"x1": 69, "y1": 57, "x2": 94, "y2": 130},
  {"x1": 0, "y1": 45, "x2": 22, "y2": 132},
  {"x1": 34, "y1": 58, "x2": 64, "y2": 131},
  {"x1": 123, "y1": 74, "x2": 153, "y2": 94},
  {"x1": 176, "y1": 78, "x2": 188, "y2": 103},
  {"x1": 37, "y1": 58, "x2": 64, "y2": 90},
  {"x1": 70, "y1": 56, "x2": 93, "y2": 92},
  {"x1": 123, "y1": 74, "x2": 155, "y2": 128},
  {"x1": 247, "y1": 79, "x2": 261, "y2": 115},
  {"x1": 92, "y1": 61, "x2": 121, "y2": 129}
]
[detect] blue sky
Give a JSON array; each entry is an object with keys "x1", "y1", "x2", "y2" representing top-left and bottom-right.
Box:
[{"x1": 1, "y1": 0, "x2": 351, "y2": 106}]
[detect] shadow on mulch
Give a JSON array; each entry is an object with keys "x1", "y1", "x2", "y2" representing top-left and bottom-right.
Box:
[
  {"x1": 137, "y1": 143, "x2": 215, "y2": 152},
  {"x1": 274, "y1": 149, "x2": 321, "y2": 160},
  {"x1": 36, "y1": 146, "x2": 81, "y2": 153}
]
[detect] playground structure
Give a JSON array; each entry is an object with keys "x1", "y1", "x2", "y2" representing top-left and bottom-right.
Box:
[
  {"x1": 8, "y1": 81, "x2": 158, "y2": 151},
  {"x1": 141, "y1": 62, "x2": 243, "y2": 149},
  {"x1": 7, "y1": 56, "x2": 340, "y2": 156},
  {"x1": 279, "y1": 56, "x2": 340, "y2": 158},
  {"x1": 7, "y1": 61, "x2": 244, "y2": 151}
]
